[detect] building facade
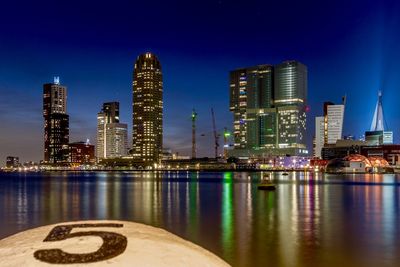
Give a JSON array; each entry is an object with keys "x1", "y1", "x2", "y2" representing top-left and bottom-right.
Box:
[
  {"x1": 69, "y1": 142, "x2": 95, "y2": 165},
  {"x1": 230, "y1": 65, "x2": 274, "y2": 149},
  {"x1": 314, "y1": 116, "x2": 324, "y2": 158},
  {"x1": 43, "y1": 77, "x2": 69, "y2": 164},
  {"x1": 314, "y1": 100, "x2": 345, "y2": 159},
  {"x1": 97, "y1": 102, "x2": 128, "y2": 159},
  {"x1": 274, "y1": 61, "x2": 307, "y2": 152},
  {"x1": 105, "y1": 123, "x2": 128, "y2": 158},
  {"x1": 361, "y1": 145, "x2": 400, "y2": 165},
  {"x1": 229, "y1": 61, "x2": 308, "y2": 158},
  {"x1": 132, "y1": 52, "x2": 163, "y2": 164},
  {"x1": 6, "y1": 156, "x2": 19, "y2": 168},
  {"x1": 325, "y1": 102, "x2": 345, "y2": 145}
]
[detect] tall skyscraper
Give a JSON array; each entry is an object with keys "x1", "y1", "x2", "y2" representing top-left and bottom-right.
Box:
[
  {"x1": 97, "y1": 102, "x2": 128, "y2": 159},
  {"x1": 229, "y1": 61, "x2": 308, "y2": 157},
  {"x1": 274, "y1": 61, "x2": 307, "y2": 106},
  {"x1": 274, "y1": 61, "x2": 307, "y2": 150},
  {"x1": 43, "y1": 77, "x2": 69, "y2": 164},
  {"x1": 230, "y1": 65, "x2": 274, "y2": 149},
  {"x1": 132, "y1": 52, "x2": 163, "y2": 164}
]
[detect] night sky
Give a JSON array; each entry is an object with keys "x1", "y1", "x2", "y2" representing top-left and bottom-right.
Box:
[{"x1": 0, "y1": 0, "x2": 399, "y2": 164}]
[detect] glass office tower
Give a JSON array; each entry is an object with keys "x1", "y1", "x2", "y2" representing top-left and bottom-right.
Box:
[{"x1": 229, "y1": 61, "x2": 308, "y2": 157}]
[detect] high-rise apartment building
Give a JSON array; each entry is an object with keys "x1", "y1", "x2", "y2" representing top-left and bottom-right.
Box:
[
  {"x1": 43, "y1": 77, "x2": 69, "y2": 164},
  {"x1": 97, "y1": 102, "x2": 128, "y2": 159},
  {"x1": 132, "y1": 52, "x2": 163, "y2": 164},
  {"x1": 230, "y1": 65, "x2": 274, "y2": 149},
  {"x1": 229, "y1": 61, "x2": 308, "y2": 157}
]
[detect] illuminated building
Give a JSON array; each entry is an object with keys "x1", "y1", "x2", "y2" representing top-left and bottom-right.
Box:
[
  {"x1": 315, "y1": 99, "x2": 345, "y2": 158},
  {"x1": 97, "y1": 112, "x2": 106, "y2": 158},
  {"x1": 97, "y1": 102, "x2": 128, "y2": 159},
  {"x1": 361, "y1": 145, "x2": 400, "y2": 165},
  {"x1": 274, "y1": 61, "x2": 307, "y2": 152},
  {"x1": 69, "y1": 141, "x2": 95, "y2": 165},
  {"x1": 366, "y1": 91, "x2": 393, "y2": 145},
  {"x1": 383, "y1": 131, "x2": 393, "y2": 144},
  {"x1": 365, "y1": 131, "x2": 383, "y2": 146},
  {"x1": 325, "y1": 153, "x2": 392, "y2": 173},
  {"x1": 43, "y1": 77, "x2": 69, "y2": 164},
  {"x1": 229, "y1": 61, "x2": 308, "y2": 158},
  {"x1": 97, "y1": 102, "x2": 119, "y2": 158},
  {"x1": 321, "y1": 139, "x2": 366, "y2": 160},
  {"x1": 6, "y1": 156, "x2": 19, "y2": 168},
  {"x1": 132, "y1": 52, "x2": 163, "y2": 164},
  {"x1": 323, "y1": 101, "x2": 345, "y2": 145},
  {"x1": 274, "y1": 61, "x2": 307, "y2": 105},
  {"x1": 314, "y1": 116, "x2": 324, "y2": 158},
  {"x1": 102, "y1": 102, "x2": 120, "y2": 123},
  {"x1": 230, "y1": 65, "x2": 274, "y2": 149},
  {"x1": 105, "y1": 123, "x2": 128, "y2": 158}
]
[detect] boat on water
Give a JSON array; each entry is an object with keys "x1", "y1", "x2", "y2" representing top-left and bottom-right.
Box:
[
  {"x1": 257, "y1": 183, "x2": 276, "y2": 190},
  {"x1": 257, "y1": 174, "x2": 276, "y2": 190},
  {"x1": 282, "y1": 172, "x2": 289, "y2": 176}
]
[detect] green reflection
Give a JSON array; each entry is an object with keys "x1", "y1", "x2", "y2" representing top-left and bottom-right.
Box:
[
  {"x1": 222, "y1": 172, "x2": 234, "y2": 259},
  {"x1": 188, "y1": 172, "x2": 199, "y2": 238}
]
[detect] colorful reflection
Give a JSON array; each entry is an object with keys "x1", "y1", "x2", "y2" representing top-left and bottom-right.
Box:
[
  {"x1": 0, "y1": 171, "x2": 400, "y2": 267},
  {"x1": 221, "y1": 172, "x2": 234, "y2": 260}
]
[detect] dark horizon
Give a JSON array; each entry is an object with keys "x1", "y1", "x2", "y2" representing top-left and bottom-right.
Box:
[{"x1": 1, "y1": 0, "x2": 400, "y2": 164}]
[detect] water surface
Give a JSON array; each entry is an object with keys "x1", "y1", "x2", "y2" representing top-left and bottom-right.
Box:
[{"x1": 0, "y1": 171, "x2": 399, "y2": 267}]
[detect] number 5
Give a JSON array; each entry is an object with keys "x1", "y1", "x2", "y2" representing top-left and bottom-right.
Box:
[{"x1": 34, "y1": 223, "x2": 128, "y2": 264}]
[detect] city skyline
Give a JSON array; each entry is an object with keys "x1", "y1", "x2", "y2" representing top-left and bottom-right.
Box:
[{"x1": 1, "y1": 0, "x2": 400, "y2": 164}]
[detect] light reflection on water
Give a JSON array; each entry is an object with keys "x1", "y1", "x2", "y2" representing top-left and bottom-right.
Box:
[{"x1": 0, "y1": 171, "x2": 400, "y2": 267}]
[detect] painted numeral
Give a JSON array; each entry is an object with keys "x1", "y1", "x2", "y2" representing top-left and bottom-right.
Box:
[{"x1": 34, "y1": 223, "x2": 127, "y2": 264}]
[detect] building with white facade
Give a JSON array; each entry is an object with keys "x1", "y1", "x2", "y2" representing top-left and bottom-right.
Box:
[
  {"x1": 326, "y1": 104, "x2": 345, "y2": 144},
  {"x1": 97, "y1": 102, "x2": 128, "y2": 160}
]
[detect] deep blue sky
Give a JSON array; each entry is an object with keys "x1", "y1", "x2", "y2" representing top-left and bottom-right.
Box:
[{"x1": 0, "y1": 0, "x2": 399, "y2": 163}]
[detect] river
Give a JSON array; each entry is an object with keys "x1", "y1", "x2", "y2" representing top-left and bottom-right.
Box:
[{"x1": 0, "y1": 171, "x2": 399, "y2": 267}]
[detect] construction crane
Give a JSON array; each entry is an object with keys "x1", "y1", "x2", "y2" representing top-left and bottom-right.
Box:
[
  {"x1": 211, "y1": 108, "x2": 219, "y2": 158},
  {"x1": 191, "y1": 109, "x2": 197, "y2": 159}
]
